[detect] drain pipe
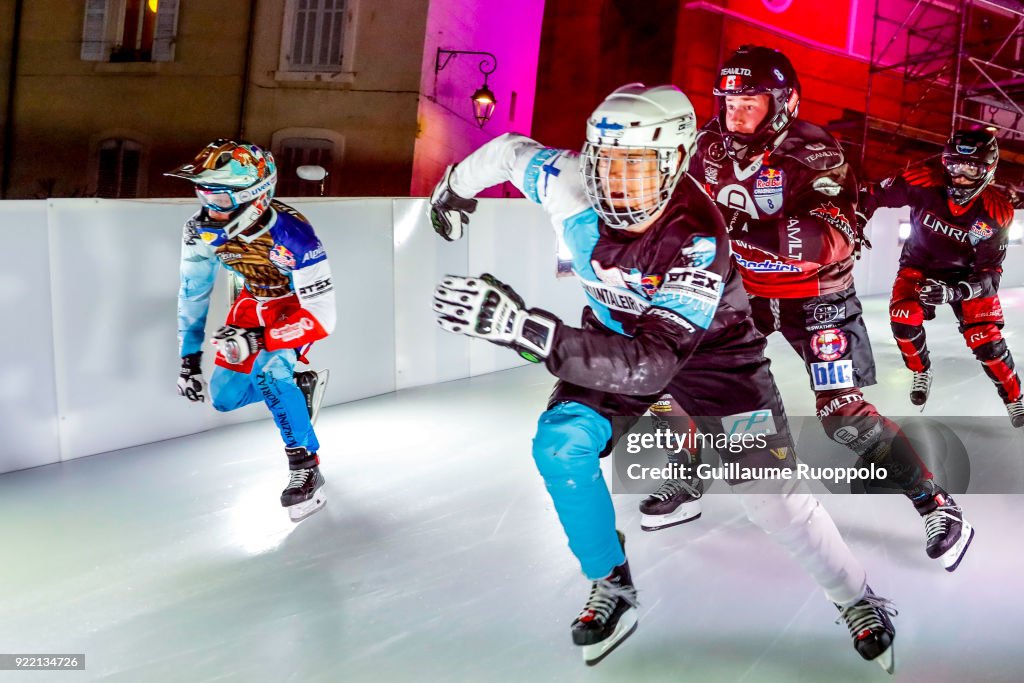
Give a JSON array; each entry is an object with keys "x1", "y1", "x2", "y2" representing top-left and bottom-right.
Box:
[{"x1": 2, "y1": 0, "x2": 24, "y2": 198}]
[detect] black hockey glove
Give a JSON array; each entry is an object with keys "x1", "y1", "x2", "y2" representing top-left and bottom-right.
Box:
[
  {"x1": 177, "y1": 352, "x2": 206, "y2": 402},
  {"x1": 211, "y1": 325, "x2": 265, "y2": 365},
  {"x1": 432, "y1": 274, "x2": 559, "y2": 363},
  {"x1": 429, "y1": 164, "x2": 477, "y2": 241},
  {"x1": 853, "y1": 211, "x2": 873, "y2": 260},
  {"x1": 919, "y1": 278, "x2": 971, "y2": 306}
]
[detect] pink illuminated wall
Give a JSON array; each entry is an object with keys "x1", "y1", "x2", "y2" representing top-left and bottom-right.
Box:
[{"x1": 410, "y1": 0, "x2": 546, "y2": 197}]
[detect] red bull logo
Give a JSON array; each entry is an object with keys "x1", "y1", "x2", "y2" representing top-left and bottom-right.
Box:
[
  {"x1": 269, "y1": 244, "x2": 296, "y2": 268},
  {"x1": 640, "y1": 274, "x2": 663, "y2": 297}
]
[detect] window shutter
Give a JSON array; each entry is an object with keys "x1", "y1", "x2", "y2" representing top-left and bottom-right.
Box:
[
  {"x1": 80, "y1": 0, "x2": 109, "y2": 61},
  {"x1": 152, "y1": 0, "x2": 180, "y2": 62}
]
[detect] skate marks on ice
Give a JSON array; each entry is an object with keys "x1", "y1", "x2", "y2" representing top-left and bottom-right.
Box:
[{"x1": 3, "y1": 296, "x2": 1024, "y2": 681}]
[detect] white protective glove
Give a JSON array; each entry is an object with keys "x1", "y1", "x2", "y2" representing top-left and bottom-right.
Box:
[{"x1": 432, "y1": 274, "x2": 559, "y2": 363}]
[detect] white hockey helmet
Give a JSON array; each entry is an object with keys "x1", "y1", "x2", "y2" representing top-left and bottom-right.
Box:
[{"x1": 580, "y1": 83, "x2": 697, "y2": 228}]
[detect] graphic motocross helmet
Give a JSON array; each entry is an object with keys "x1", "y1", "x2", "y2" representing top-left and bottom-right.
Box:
[{"x1": 166, "y1": 139, "x2": 278, "y2": 239}]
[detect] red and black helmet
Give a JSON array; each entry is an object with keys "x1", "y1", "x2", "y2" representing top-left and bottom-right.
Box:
[{"x1": 714, "y1": 45, "x2": 800, "y2": 162}]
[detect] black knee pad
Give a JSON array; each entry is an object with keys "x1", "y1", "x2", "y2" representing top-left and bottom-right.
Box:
[
  {"x1": 972, "y1": 338, "x2": 1007, "y2": 363},
  {"x1": 890, "y1": 321, "x2": 922, "y2": 340}
]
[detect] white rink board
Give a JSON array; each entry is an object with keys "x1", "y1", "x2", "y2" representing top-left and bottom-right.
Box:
[
  {"x1": 2, "y1": 197, "x2": 1023, "y2": 472},
  {"x1": 0, "y1": 201, "x2": 60, "y2": 469}
]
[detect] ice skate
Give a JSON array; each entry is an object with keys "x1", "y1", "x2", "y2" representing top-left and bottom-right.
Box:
[
  {"x1": 281, "y1": 466, "x2": 327, "y2": 522},
  {"x1": 835, "y1": 585, "x2": 897, "y2": 673},
  {"x1": 1005, "y1": 397, "x2": 1024, "y2": 429},
  {"x1": 571, "y1": 532, "x2": 638, "y2": 666},
  {"x1": 909, "y1": 369, "x2": 932, "y2": 408},
  {"x1": 910, "y1": 482, "x2": 974, "y2": 572},
  {"x1": 294, "y1": 368, "x2": 330, "y2": 425},
  {"x1": 639, "y1": 476, "x2": 702, "y2": 531}
]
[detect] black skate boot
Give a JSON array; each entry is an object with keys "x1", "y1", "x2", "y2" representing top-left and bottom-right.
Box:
[
  {"x1": 909, "y1": 369, "x2": 932, "y2": 408},
  {"x1": 639, "y1": 476, "x2": 703, "y2": 531},
  {"x1": 1005, "y1": 397, "x2": 1024, "y2": 429},
  {"x1": 294, "y1": 369, "x2": 330, "y2": 425},
  {"x1": 835, "y1": 585, "x2": 897, "y2": 673},
  {"x1": 571, "y1": 531, "x2": 638, "y2": 666},
  {"x1": 907, "y1": 480, "x2": 974, "y2": 571},
  {"x1": 281, "y1": 446, "x2": 327, "y2": 522}
]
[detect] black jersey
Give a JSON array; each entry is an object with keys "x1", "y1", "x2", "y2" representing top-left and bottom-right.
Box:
[
  {"x1": 861, "y1": 165, "x2": 1014, "y2": 297},
  {"x1": 690, "y1": 119, "x2": 860, "y2": 299}
]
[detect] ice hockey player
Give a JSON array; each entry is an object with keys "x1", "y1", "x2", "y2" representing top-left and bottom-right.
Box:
[
  {"x1": 861, "y1": 128, "x2": 1021, "y2": 430},
  {"x1": 428, "y1": 84, "x2": 897, "y2": 671},
  {"x1": 666, "y1": 45, "x2": 972, "y2": 573},
  {"x1": 168, "y1": 140, "x2": 333, "y2": 522}
]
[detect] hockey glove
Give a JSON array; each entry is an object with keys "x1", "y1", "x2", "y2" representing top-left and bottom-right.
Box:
[
  {"x1": 177, "y1": 352, "x2": 206, "y2": 402},
  {"x1": 852, "y1": 211, "x2": 873, "y2": 259},
  {"x1": 432, "y1": 274, "x2": 559, "y2": 363},
  {"x1": 919, "y1": 279, "x2": 971, "y2": 306},
  {"x1": 211, "y1": 325, "x2": 265, "y2": 365},
  {"x1": 428, "y1": 164, "x2": 477, "y2": 241}
]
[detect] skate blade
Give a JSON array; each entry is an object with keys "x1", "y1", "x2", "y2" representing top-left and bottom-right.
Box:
[
  {"x1": 309, "y1": 369, "x2": 329, "y2": 426},
  {"x1": 942, "y1": 522, "x2": 975, "y2": 572},
  {"x1": 581, "y1": 608, "x2": 638, "y2": 667},
  {"x1": 288, "y1": 488, "x2": 327, "y2": 523},
  {"x1": 874, "y1": 645, "x2": 895, "y2": 674},
  {"x1": 640, "y1": 502, "x2": 701, "y2": 532}
]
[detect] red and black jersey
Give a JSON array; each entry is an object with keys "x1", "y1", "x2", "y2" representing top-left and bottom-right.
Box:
[
  {"x1": 860, "y1": 165, "x2": 1013, "y2": 297},
  {"x1": 689, "y1": 119, "x2": 859, "y2": 299}
]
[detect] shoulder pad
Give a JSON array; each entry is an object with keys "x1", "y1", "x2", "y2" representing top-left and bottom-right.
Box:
[
  {"x1": 774, "y1": 120, "x2": 845, "y2": 170},
  {"x1": 271, "y1": 200, "x2": 312, "y2": 226},
  {"x1": 901, "y1": 165, "x2": 943, "y2": 188},
  {"x1": 981, "y1": 186, "x2": 1015, "y2": 228}
]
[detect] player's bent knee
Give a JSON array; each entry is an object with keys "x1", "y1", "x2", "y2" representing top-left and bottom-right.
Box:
[
  {"x1": 532, "y1": 402, "x2": 612, "y2": 483},
  {"x1": 890, "y1": 321, "x2": 921, "y2": 340}
]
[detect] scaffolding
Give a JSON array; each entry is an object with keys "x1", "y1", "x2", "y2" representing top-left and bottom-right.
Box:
[{"x1": 861, "y1": 0, "x2": 1024, "y2": 201}]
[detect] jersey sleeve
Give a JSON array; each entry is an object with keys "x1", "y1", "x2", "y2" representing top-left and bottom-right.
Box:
[
  {"x1": 968, "y1": 190, "x2": 1014, "y2": 296},
  {"x1": 448, "y1": 132, "x2": 592, "y2": 226},
  {"x1": 177, "y1": 218, "x2": 219, "y2": 357},
  {"x1": 264, "y1": 232, "x2": 336, "y2": 351},
  {"x1": 784, "y1": 163, "x2": 858, "y2": 265},
  {"x1": 545, "y1": 217, "x2": 728, "y2": 397},
  {"x1": 859, "y1": 168, "x2": 937, "y2": 220}
]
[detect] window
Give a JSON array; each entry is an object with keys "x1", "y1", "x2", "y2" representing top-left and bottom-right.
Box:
[
  {"x1": 279, "y1": 0, "x2": 357, "y2": 77},
  {"x1": 96, "y1": 138, "x2": 143, "y2": 198},
  {"x1": 272, "y1": 131, "x2": 344, "y2": 197},
  {"x1": 81, "y1": 0, "x2": 180, "y2": 63}
]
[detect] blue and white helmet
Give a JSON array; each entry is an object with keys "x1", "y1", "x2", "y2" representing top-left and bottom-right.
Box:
[{"x1": 580, "y1": 84, "x2": 697, "y2": 228}]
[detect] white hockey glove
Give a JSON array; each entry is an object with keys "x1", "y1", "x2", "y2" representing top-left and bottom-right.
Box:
[
  {"x1": 428, "y1": 165, "x2": 477, "y2": 241},
  {"x1": 919, "y1": 278, "x2": 970, "y2": 306},
  {"x1": 177, "y1": 352, "x2": 206, "y2": 402},
  {"x1": 211, "y1": 325, "x2": 265, "y2": 365},
  {"x1": 433, "y1": 274, "x2": 559, "y2": 363}
]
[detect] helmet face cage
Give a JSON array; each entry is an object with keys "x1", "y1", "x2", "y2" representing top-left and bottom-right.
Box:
[
  {"x1": 942, "y1": 130, "x2": 998, "y2": 205},
  {"x1": 714, "y1": 46, "x2": 799, "y2": 162},
  {"x1": 580, "y1": 143, "x2": 685, "y2": 228}
]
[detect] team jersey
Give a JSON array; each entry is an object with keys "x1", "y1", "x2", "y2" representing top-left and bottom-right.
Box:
[
  {"x1": 177, "y1": 200, "x2": 336, "y2": 356},
  {"x1": 860, "y1": 166, "x2": 1014, "y2": 297},
  {"x1": 449, "y1": 133, "x2": 754, "y2": 396},
  {"x1": 690, "y1": 119, "x2": 860, "y2": 299}
]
